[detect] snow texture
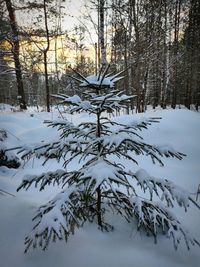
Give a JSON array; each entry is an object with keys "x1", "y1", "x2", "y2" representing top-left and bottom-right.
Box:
[{"x1": 0, "y1": 105, "x2": 200, "y2": 267}]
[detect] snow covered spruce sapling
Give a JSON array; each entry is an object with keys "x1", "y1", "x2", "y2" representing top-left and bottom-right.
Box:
[{"x1": 16, "y1": 66, "x2": 200, "y2": 252}]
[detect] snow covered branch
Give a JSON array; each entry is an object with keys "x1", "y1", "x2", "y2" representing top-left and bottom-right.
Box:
[
  {"x1": 15, "y1": 67, "x2": 200, "y2": 252},
  {"x1": 129, "y1": 197, "x2": 200, "y2": 250},
  {"x1": 17, "y1": 169, "x2": 67, "y2": 191},
  {"x1": 132, "y1": 169, "x2": 192, "y2": 210},
  {"x1": 24, "y1": 185, "x2": 88, "y2": 252}
]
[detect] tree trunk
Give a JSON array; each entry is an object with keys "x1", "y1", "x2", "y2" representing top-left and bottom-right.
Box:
[
  {"x1": 96, "y1": 110, "x2": 102, "y2": 227},
  {"x1": 98, "y1": 0, "x2": 106, "y2": 70},
  {"x1": 44, "y1": 51, "x2": 50, "y2": 112},
  {"x1": 161, "y1": 2, "x2": 168, "y2": 109},
  {"x1": 43, "y1": 0, "x2": 50, "y2": 112},
  {"x1": 171, "y1": 0, "x2": 181, "y2": 109},
  {"x1": 5, "y1": 0, "x2": 27, "y2": 110}
]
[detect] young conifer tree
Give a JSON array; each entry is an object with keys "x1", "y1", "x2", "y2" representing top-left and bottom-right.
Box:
[{"x1": 16, "y1": 66, "x2": 199, "y2": 252}]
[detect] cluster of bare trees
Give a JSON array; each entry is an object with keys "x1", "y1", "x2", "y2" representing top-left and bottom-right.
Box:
[
  {"x1": 93, "y1": 0, "x2": 200, "y2": 111},
  {"x1": 0, "y1": 0, "x2": 199, "y2": 112}
]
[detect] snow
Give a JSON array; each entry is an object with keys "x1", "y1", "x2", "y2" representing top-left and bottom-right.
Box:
[
  {"x1": 0, "y1": 103, "x2": 14, "y2": 112},
  {"x1": 79, "y1": 158, "x2": 128, "y2": 193},
  {"x1": 79, "y1": 74, "x2": 117, "y2": 88},
  {"x1": 134, "y1": 168, "x2": 191, "y2": 210},
  {"x1": 0, "y1": 142, "x2": 18, "y2": 161},
  {"x1": 0, "y1": 107, "x2": 200, "y2": 266}
]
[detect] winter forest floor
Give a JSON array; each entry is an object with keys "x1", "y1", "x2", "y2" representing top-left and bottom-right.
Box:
[{"x1": 0, "y1": 104, "x2": 200, "y2": 267}]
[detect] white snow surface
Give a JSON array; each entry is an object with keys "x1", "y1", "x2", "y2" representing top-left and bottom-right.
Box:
[{"x1": 0, "y1": 107, "x2": 200, "y2": 267}]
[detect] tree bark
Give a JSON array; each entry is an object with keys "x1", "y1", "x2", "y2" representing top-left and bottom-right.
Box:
[
  {"x1": 98, "y1": 0, "x2": 106, "y2": 71},
  {"x1": 171, "y1": 0, "x2": 181, "y2": 109},
  {"x1": 96, "y1": 110, "x2": 102, "y2": 227},
  {"x1": 5, "y1": 0, "x2": 27, "y2": 109},
  {"x1": 43, "y1": 0, "x2": 50, "y2": 112}
]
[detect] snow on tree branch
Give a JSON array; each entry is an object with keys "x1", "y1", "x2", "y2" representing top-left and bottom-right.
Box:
[
  {"x1": 132, "y1": 169, "x2": 192, "y2": 210},
  {"x1": 78, "y1": 158, "x2": 130, "y2": 193},
  {"x1": 79, "y1": 74, "x2": 124, "y2": 88},
  {"x1": 129, "y1": 197, "x2": 200, "y2": 250},
  {"x1": 24, "y1": 185, "x2": 87, "y2": 252},
  {"x1": 17, "y1": 169, "x2": 66, "y2": 191},
  {"x1": 14, "y1": 66, "x2": 200, "y2": 252}
]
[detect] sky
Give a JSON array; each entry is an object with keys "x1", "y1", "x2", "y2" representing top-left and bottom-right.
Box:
[
  {"x1": 17, "y1": 0, "x2": 85, "y2": 30},
  {"x1": 62, "y1": 0, "x2": 84, "y2": 30},
  {"x1": 62, "y1": 0, "x2": 98, "y2": 44},
  {"x1": 16, "y1": 0, "x2": 97, "y2": 45}
]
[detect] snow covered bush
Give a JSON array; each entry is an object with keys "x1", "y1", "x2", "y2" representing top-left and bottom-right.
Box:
[
  {"x1": 0, "y1": 129, "x2": 20, "y2": 169},
  {"x1": 16, "y1": 66, "x2": 199, "y2": 252}
]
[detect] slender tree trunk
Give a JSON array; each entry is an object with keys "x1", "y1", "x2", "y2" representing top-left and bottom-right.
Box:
[
  {"x1": 161, "y1": 2, "x2": 168, "y2": 109},
  {"x1": 44, "y1": 51, "x2": 50, "y2": 112},
  {"x1": 98, "y1": 0, "x2": 106, "y2": 70},
  {"x1": 171, "y1": 0, "x2": 181, "y2": 109},
  {"x1": 43, "y1": 0, "x2": 50, "y2": 112},
  {"x1": 96, "y1": 110, "x2": 102, "y2": 227},
  {"x1": 132, "y1": 0, "x2": 144, "y2": 113},
  {"x1": 5, "y1": 0, "x2": 27, "y2": 110},
  {"x1": 95, "y1": 42, "x2": 98, "y2": 75}
]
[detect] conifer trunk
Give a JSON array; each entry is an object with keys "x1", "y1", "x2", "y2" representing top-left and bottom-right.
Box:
[{"x1": 96, "y1": 94, "x2": 102, "y2": 227}]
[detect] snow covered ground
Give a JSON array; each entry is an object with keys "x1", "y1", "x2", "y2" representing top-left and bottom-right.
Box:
[{"x1": 0, "y1": 106, "x2": 200, "y2": 267}]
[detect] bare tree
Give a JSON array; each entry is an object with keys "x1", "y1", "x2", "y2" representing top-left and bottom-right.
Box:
[{"x1": 4, "y1": 0, "x2": 27, "y2": 109}]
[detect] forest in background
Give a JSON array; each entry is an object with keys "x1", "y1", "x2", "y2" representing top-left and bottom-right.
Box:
[{"x1": 0, "y1": 0, "x2": 200, "y2": 112}]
